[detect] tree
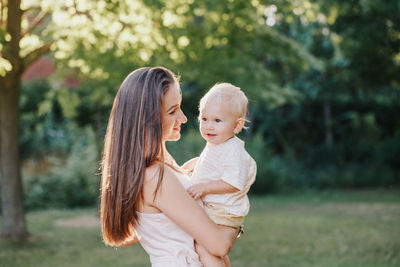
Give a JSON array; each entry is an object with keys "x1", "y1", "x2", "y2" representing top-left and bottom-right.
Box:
[{"x1": 0, "y1": 0, "x2": 51, "y2": 240}]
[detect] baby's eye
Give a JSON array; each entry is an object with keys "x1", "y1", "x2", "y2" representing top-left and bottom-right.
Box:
[
  {"x1": 201, "y1": 117, "x2": 207, "y2": 121},
  {"x1": 215, "y1": 119, "x2": 221, "y2": 123}
]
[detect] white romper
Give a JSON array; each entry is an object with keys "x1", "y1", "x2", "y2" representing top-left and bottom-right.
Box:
[{"x1": 191, "y1": 136, "x2": 257, "y2": 227}]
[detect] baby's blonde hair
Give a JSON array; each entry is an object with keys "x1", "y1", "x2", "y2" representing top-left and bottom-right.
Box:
[{"x1": 199, "y1": 83, "x2": 248, "y2": 119}]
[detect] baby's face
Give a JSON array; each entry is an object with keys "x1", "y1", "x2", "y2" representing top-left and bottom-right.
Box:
[{"x1": 199, "y1": 101, "x2": 239, "y2": 146}]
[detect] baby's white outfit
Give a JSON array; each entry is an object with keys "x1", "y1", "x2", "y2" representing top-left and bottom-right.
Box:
[
  {"x1": 135, "y1": 170, "x2": 203, "y2": 267},
  {"x1": 191, "y1": 136, "x2": 257, "y2": 227}
]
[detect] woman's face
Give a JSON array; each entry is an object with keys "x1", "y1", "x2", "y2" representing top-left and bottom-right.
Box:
[{"x1": 161, "y1": 83, "x2": 187, "y2": 142}]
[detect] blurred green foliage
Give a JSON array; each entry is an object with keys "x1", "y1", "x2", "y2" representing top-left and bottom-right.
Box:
[
  {"x1": 14, "y1": 0, "x2": 400, "y2": 208},
  {"x1": 18, "y1": 80, "x2": 99, "y2": 209},
  {"x1": 23, "y1": 125, "x2": 99, "y2": 210}
]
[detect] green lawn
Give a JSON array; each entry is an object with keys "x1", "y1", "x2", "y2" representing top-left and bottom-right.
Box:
[{"x1": 1, "y1": 190, "x2": 399, "y2": 267}]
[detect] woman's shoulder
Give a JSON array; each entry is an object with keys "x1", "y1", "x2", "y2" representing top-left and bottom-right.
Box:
[
  {"x1": 141, "y1": 162, "x2": 185, "y2": 212},
  {"x1": 144, "y1": 162, "x2": 185, "y2": 186},
  {"x1": 144, "y1": 162, "x2": 162, "y2": 184}
]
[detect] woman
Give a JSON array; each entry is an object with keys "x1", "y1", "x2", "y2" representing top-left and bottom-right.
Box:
[{"x1": 100, "y1": 66, "x2": 237, "y2": 266}]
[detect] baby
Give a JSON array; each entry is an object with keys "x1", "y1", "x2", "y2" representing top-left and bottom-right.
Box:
[{"x1": 184, "y1": 83, "x2": 257, "y2": 266}]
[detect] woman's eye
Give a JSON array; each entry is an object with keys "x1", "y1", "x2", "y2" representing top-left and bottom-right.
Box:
[{"x1": 169, "y1": 109, "x2": 176, "y2": 115}]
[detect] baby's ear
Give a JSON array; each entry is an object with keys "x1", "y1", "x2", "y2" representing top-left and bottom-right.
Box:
[{"x1": 234, "y1": 118, "x2": 245, "y2": 134}]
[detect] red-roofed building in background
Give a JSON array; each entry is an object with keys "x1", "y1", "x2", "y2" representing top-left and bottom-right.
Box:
[
  {"x1": 22, "y1": 57, "x2": 54, "y2": 82},
  {"x1": 63, "y1": 73, "x2": 81, "y2": 88},
  {"x1": 22, "y1": 57, "x2": 81, "y2": 87}
]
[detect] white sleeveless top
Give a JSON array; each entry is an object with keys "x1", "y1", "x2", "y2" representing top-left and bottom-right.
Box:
[{"x1": 135, "y1": 170, "x2": 203, "y2": 267}]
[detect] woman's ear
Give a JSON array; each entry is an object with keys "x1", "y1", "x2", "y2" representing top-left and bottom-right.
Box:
[{"x1": 234, "y1": 118, "x2": 245, "y2": 134}]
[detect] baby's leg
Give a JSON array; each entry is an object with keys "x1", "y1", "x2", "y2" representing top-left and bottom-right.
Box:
[
  {"x1": 195, "y1": 242, "x2": 225, "y2": 267},
  {"x1": 223, "y1": 255, "x2": 231, "y2": 267}
]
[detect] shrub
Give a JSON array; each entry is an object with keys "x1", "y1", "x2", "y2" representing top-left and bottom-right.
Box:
[{"x1": 23, "y1": 126, "x2": 99, "y2": 210}]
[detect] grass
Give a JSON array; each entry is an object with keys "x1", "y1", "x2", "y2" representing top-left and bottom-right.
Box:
[{"x1": 1, "y1": 190, "x2": 399, "y2": 267}]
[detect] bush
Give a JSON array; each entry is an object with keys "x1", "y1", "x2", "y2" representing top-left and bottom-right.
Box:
[
  {"x1": 23, "y1": 126, "x2": 99, "y2": 210},
  {"x1": 247, "y1": 129, "x2": 400, "y2": 194}
]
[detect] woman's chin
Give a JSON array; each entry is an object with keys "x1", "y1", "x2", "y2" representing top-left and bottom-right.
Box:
[{"x1": 166, "y1": 133, "x2": 181, "y2": 142}]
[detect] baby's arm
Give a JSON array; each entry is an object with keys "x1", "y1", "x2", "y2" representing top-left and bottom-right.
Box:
[
  {"x1": 181, "y1": 157, "x2": 199, "y2": 173},
  {"x1": 187, "y1": 180, "x2": 239, "y2": 200}
]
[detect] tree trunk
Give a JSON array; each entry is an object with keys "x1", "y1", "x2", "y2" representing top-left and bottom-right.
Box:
[
  {"x1": 0, "y1": 0, "x2": 52, "y2": 240},
  {"x1": 0, "y1": 73, "x2": 28, "y2": 240},
  {"x1": 323, "y1": 99, "x2": 333, "y2": 147}
]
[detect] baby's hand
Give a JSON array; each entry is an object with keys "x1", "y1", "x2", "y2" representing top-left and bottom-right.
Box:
[{"x1": 187, "y1": 183, "x2": 209, "y2": 200}]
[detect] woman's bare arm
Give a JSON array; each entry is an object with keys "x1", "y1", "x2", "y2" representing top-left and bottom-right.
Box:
[{"x1": 146, "y1": 166, "x2": 237, "y2": 256}]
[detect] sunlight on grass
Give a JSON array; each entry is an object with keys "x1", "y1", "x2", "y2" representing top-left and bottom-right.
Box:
[
  {"x1": 1, "y1": 191, "x2": 399, "y2": 267},
  {"x1": 0, "y1": 209, "x2": 148, "y2": 267}
]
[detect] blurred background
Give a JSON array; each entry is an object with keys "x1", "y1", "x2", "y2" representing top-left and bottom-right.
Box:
[{"x1": 1, "y1": 0, "x2": 399, "y2": 266}]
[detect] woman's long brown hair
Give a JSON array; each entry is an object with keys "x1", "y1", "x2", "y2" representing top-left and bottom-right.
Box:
[{"x1": 100, "y1": 67, "x2": 177, "y2": 246}]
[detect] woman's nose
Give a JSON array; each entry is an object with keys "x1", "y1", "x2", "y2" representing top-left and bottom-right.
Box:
[{"x1": 178, "y1": 109, "x2": 187, "y2": 124}]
